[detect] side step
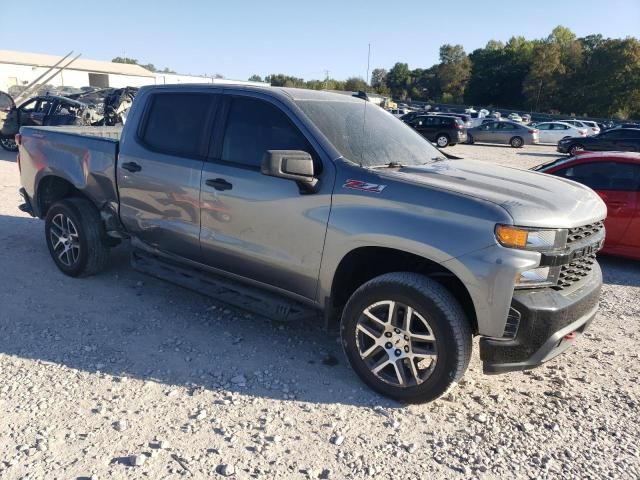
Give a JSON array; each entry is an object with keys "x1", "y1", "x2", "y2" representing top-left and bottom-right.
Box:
[{"x1": 131, "y1": 249, "x2": 319, "y2": 323}]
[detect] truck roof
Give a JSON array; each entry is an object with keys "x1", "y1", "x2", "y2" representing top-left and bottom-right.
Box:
[{"x1": 140, "y1": 83, "x2": 365, "y2": 104}]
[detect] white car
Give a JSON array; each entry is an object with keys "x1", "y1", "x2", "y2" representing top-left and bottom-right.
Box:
[
  {"x1": 560, "y1": 119, "x2": 598, "y2": 135},
  {"x1": 577, "y1": 120, "x2": 601, "y2": 135},
  {"x1": 508, "y1": 113, "x2": 523, "y2": 122},
  {"x1": 534, "y1": 121, "x2": 588, "y2": 144}
]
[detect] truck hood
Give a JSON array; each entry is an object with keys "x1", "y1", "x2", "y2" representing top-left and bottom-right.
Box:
[{"x1": 382, "y1": 159, "x2": 607, "y2": 228}]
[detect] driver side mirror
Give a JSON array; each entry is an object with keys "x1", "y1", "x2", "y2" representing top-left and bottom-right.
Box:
[{"x1": 261, "y1": 150, "x2": 318, "y2": 192}]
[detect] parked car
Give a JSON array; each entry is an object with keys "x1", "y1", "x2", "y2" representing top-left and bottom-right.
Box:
[
  {"x1": 533, "y1": 152, "x2": 640, "y2": 260},
  {"x1": 389, "y1": 108, "x2": 408, "y2": 117},
  {"x1": 521, "y1": 113, "x2": 531, "y2": 123},
  {"x1": 17, "y1": 85, "x2": 606, "y2": 403},
  {"x1": 557, "y1": 128, "x2": 640, "y2": 155},
  {"x1": 407, "y1": 115, "x2": 467, "y2": 147},
  {"x1": 466, "y1": 120, "x2": 539, "y2": 148},
  {"x1": 430, "y1": 112, "x2": 473, "y2": 128},
  {"x1": 507, "y1": 113, "x2": 523, "y2": 122},
  {"x1": 399, "y1": 111, "x2": 423, "y2": 123},
  {"x1": 579, "y1": 120, "x2": 601, "y2": 136},
  {"x1": 535, "y1": 121, "x2": 587, "y2": 144},
  {"x1": 560, "y1": 119, "x2": 592, "y2": 132}
]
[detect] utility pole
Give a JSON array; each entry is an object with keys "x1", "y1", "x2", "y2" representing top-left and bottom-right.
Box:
[{"x1": 324, "y1": 70, "x2": 330, "y2": 90}]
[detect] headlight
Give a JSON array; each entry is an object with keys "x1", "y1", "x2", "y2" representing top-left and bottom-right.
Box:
[{"x1": 495, "y1": 225, "x2": 566, "y2": 251}]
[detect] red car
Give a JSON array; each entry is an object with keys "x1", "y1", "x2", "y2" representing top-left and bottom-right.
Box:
[{"x1": 533, "y1": 151, "x2": 640, "y2": 260}]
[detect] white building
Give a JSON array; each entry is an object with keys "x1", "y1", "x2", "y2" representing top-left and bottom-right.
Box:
[{"x1": 0, "y1": 50, "x2": 267, "y2": 94}]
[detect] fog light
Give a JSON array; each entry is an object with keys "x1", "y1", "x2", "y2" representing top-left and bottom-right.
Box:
[{"x1": 515, "y1": 267, "x2": 553, "y2": 288}]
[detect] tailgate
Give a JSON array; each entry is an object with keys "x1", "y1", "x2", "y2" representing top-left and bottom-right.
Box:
[{"x1": 19, "y1": 126, "x2": 121, "y2": 217}]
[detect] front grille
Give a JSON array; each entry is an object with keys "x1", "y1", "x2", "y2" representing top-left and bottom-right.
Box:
[
  {"x1": 567, "y1": 221, "x2": 604, "y2": 244},
  {"x1": 553, "y1": 253, "x2": 597, "y2": 290},
  {"x1": 551, "y1": 220, "x2": 604, "y2": 291}
]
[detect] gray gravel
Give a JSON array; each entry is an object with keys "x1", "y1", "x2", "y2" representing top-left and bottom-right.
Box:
[{"x1": 0, "y1": 145, "x2": 639, "y2": 479}]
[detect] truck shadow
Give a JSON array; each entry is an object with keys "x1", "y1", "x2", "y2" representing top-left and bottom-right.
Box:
[
  {"x1": 0, "y1": 148, "x2": 16, "y2": 162},
  {"x1": 0, "y1": 213, "x2": 398, "y2": 408}
]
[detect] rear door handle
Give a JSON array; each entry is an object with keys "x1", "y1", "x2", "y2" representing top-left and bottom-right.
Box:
[
  {"x1": 121, "y1": 161, "x2": 142, "y2": 173},
  {"x1": 206, "y1": 178, "x2": 232, "y2": 191}
]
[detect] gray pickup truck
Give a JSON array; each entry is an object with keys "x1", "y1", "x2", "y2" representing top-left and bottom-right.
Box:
[{"x1": 16, "y1": 85, "x2": 607, "y2": 403}]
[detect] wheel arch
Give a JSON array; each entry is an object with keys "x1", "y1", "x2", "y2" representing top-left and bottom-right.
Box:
[
  {"x1": 326, "y1": 246, "x2": 478, "y2": 334},
  {"x1": 36, "y1": 175, "x2": 94, "y2": 218}
]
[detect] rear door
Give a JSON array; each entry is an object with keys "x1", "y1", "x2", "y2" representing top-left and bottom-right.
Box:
[
  {"x1": 552, "y1": 161, "x2": 636, "y2": 248},
  {"x1": 117, "y1": 90, "x2": 220, "y2": 260},
  {"x1": 199, "y1": 92, "x2": 333, "y2": 299},
  {"x1": 496, "y1": 122, "x2": 517, "y2": 143},
  {"x1": 536, "y1": 123, "x2": 552, "y2": 143}
]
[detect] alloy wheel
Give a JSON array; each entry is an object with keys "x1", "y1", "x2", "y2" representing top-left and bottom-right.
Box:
[
  {"x1": 436, "y1": 136, "x2": 448, "y2": 147},
  {"x1": 355, "y1": 300, "x2": 438, "y2": 387},
  {"x1": 49, "y1": 213, "x2": 81, "y2": 267}
]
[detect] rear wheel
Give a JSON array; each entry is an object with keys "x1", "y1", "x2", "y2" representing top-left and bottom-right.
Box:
[
  {"x1": 510, "y1": 136, "x2": 524, "y2": 148},
  {"x1": 45, "y1": 198, "x2": 110, "y2": 277},
  {"x1": 467, "y1": 134, "x2": 474, "y2": 145},
  {"x1": 340, "y1": 272, "x2": 472, "y2": 403},
  {"x1": 436, "y1": 134, "x2": 450, "y2": 148},
  {"x1": 0, "y1": 137, "x2": 17, "y2": 152},
  {"x1": 569, "y1": 144, "x2": 584, "y2": 155}
]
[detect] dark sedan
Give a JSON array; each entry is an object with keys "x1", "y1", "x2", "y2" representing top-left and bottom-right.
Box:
[{"x1": 557, "y1": 128, "x2": 640, "y2": 155}]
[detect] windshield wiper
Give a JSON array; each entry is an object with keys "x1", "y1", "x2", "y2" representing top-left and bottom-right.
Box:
[{"x1": 367, "y1": 161, "x2": 405, "y2": 169}]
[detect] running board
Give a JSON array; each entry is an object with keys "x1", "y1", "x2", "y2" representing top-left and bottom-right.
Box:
[{"x1": 131, "y1": 249, "x2": 318, "y2": 323}]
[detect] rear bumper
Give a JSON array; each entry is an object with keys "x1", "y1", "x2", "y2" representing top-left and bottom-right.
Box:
[
  {"x1": 18, "y1": 187, "x2": 36, "y2": 217},
  {"x1": 480, "y1": 262, "x2": 602, "y2": 374},
  {"x1": 557, "y1": 143, "x2": 571, "y2": 153}
]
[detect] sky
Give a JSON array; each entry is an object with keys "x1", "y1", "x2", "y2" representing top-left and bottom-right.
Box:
[{"x1": 2, "y1": 0, "x2": 639, "y2": 81}]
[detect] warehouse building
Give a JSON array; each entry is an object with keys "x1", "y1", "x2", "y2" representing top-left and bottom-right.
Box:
[{"x1": 0, "y1": 50, "x2": 266, "y2": 94}]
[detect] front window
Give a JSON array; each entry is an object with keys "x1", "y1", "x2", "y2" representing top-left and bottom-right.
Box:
[{"x1": 295, "y1": 98, "x2": 445, "y2": 167}]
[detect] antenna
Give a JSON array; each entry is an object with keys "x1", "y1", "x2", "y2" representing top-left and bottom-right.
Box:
[{"x1": 366, "y1": 43, "x2": 371, "y2": 86}]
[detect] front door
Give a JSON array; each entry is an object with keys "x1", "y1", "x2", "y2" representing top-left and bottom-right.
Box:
[
  {"x1": 118, "y1": 90, "x2": 220, "y2": 260},
  {"x1": 199, "y1": 94, "x2": 333, "y2": 300}
]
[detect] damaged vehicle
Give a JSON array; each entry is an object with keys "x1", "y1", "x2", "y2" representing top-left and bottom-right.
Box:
[
  {"x1": 69, "y1": 86, "x2": 138, "y2": 126},
  {"x1": 0, "y1": 93, "x2": 99, "y2": 151},
  {"x1": 16, "y1": 85, "x2": 606, "y2": 403}
]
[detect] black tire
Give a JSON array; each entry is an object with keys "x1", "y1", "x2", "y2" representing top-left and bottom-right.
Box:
[
  {"x1": 569, "y1": 144, "x2": 584, "y2": 156},
  {"x1": 467, "y1": 134, "x2": 474, "y2": 145},
  {"x1": 340, "y1": 272, "x2": 472, "y2": 403},
  {"x1": 0, "y1": 137, "x2": 18, "y2": 152},
  {"x1": 510, "y1": 136, "x2": 524, "y2": 148},
  {"x1": 45, "y1": 198, "x2": 110, "y2": 277},
  {"x1": 435, "y1": 134, "x2": 450, "y2": 148}
]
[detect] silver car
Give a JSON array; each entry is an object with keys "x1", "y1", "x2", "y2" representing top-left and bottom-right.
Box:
[{"x1": 467, "y1": 120, "x2": 539, "y2": 148}]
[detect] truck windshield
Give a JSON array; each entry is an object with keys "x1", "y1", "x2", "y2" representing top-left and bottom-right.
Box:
[{"x1": 295, "y1": 99, "x2": 445, "y2": 167}]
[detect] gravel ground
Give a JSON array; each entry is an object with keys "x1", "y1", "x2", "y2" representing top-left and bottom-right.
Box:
[{"x1": 0, "y1": 144, "x2": 639, "y2": 480}]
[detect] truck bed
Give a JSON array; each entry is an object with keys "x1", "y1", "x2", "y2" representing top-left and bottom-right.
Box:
[{"x1": 18, "y1": 125, "x2": 121, "y2": 219}]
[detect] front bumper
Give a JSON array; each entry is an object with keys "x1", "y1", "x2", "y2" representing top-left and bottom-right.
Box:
[{"x1": 480, "y1": 262, "x2": 602, "y2": 374}]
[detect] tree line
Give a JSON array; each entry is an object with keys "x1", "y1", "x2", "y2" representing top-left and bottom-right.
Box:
[{"x1": 249, "y1": 26, "x2": 640, "y2": 119}]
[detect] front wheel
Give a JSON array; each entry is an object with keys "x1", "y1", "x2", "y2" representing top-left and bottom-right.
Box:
[
  {"x1": 435, "y1": 134, "x2": 450, "y2": 148},
  {"x1": 0, "y1": 137, "x2": 17, "y2": 152},
  {"x1": 510, "y1": 136, "x2": 524, "y2": 148},
  {"x1": 569, "y1": 144, "x2": 584, "y2": 155},
  {"x1": 45, "y1": 198, "x2": 110, "y2": 277},
  {"x1": 340, "y1": 272, "x2": 472, "y2": 403}
]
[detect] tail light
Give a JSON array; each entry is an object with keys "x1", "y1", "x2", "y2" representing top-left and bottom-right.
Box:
[
  {"x1": 592, "y1": 128, "x2": 598, "y2": 132},
  {"x1": 528, "y1": 129, "x2": 538, "y2": 134}
]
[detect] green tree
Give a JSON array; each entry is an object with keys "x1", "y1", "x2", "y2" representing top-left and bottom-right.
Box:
[
  {"x1": 386, "y1": 62, "x2": 411, "y2": 99},
  {"x1": 370, "y1": 68, "x2": 389, "y2": 94},
  {"x1": 248, "y1": 74, "x2": 263, "y2": 82},
  {"x1": 344, "y1": 77, "x2": 369, "y2": 92},
  {"x1": 437, "y1": 44, "x2": 472, "y2": 103}
]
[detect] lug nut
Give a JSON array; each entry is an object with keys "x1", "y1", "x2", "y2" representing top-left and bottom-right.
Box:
[
  {"x1": 394, "y1": 328, "x2": 401, "y2": 334},
  {"x1": 385, "y1": 342, "x2": 392, "y2": 349},
  {"x1": 395, "y1": 349, "x2": 402, "y2": 357},
  {"x1": 385, "y1": 332, "x2": 392, "y2": 338},
  {"x1": 404, "y1": 346, "x2": 409, "y2": 353},
  {"x1": 404, "y1": 335, "x2": 409, "y2": 341}
]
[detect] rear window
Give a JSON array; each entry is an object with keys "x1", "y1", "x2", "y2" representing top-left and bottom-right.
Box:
[{"x1": 141, "y1": 93, "x2": 216, "y2": 158}]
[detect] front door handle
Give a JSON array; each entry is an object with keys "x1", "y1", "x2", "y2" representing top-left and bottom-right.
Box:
[
  {"x1": 121, "y1": 161, "x2": 142, "y2": 173},
  {"x1": 206, "y1": 178, "x2": 233, "y2": 191}
]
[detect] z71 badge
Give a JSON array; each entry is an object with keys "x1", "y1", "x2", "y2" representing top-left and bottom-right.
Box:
[{"x1": 343, "y1": 179, "x2": 387, "y2": 193}]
